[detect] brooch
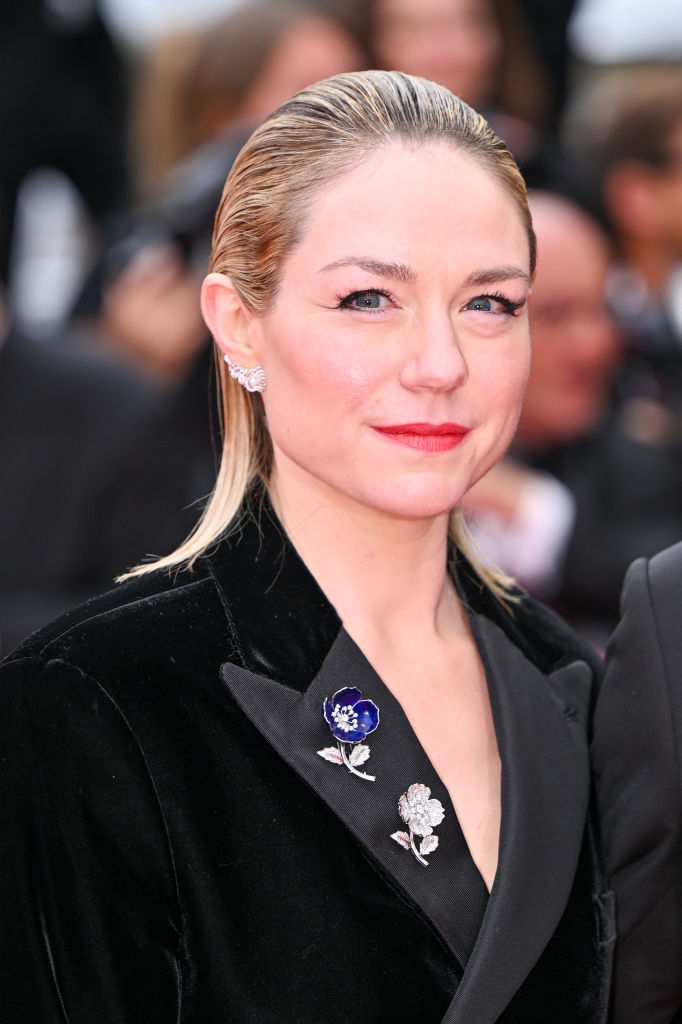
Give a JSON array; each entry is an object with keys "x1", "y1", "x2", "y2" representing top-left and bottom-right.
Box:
[
  {"x1": 391, "y1": 784, "x2": 445, "y2": 866},
  {"x1": 317, "y1": 686, "x2": 380, "y2": 781}
]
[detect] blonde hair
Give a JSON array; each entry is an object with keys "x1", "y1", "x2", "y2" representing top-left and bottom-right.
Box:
[{"x1": 127, "y1": 70, "x2": 535, "y2": 596}]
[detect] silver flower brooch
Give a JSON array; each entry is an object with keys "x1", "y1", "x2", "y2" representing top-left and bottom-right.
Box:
[
  {"x1": 391, "y1": 784, "x2": 445, "y2": 866},
  {"x1": 317, "y1": 686, "x2": 380, "y2": 781}
]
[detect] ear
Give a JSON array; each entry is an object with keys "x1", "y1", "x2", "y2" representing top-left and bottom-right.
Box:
[{"x1": 201, "y1": 272, "x2": 261, "y2": 367}]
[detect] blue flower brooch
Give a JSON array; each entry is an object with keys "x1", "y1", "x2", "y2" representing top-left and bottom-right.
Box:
[{"x1": 317, "y1": 686, "x2": 380, "y2": 781}]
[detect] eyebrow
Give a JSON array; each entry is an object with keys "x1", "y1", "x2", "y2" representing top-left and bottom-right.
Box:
[
  {"x1": 318, "y1": 259, "x2": 530, "y2": 287},
  {"x1": 463, "y1": 266, "x2": 531, "y2": 287},
  {"x1": 319, "y1": 257, "x2": 417, "y2": 282}
]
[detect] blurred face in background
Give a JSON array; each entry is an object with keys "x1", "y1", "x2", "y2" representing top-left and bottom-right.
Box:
[
  {"x1": 604, "y1": 116, "x2": 682, "y2": 285},
  {"x1": 655, "y1": 120, "x2": 682, "y2": 257},
  {"x1": 238, "y1": 15, "x2": 365, "y2": 123},
  {"x1": 518, "y1": 196, "x2": 622, "y2": 447},
  {"x1": 370, "y1": 0, "x2": 501, "y2": 108}
]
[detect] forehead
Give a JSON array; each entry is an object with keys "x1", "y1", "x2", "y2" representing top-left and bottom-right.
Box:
[{"x1": 290, "y1": 143, "x2": 529, "y2": 273}]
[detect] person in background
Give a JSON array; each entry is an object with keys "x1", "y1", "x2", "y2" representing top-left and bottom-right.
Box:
[
  {"x1": 594, "y1": 540, "x2": 682, "y2": 1021},
  {"x1": 364, "y1": 0, "x2": 505, "y2": 111},
  {"x1": 513, "y1": 0, "x2": 577, "y2": 130},
  {"x1": 0, "y1": 0, "x2": 130, "y2": 287},
  {"x1": 0, "y1": 293, "x2": 205, "y2": 656},
  {"x1": 510, "y1": 193, "x2": 622, "y2": 450},
  {"x1": 356, "y1": 0, "x2": 566, "y2": 188},
  {"x1": 563, "y1": 69, "x2": 682, "y2": 369},
  {"x1": 61, "y1": 1, "x2": 367, "y2": 581},
  {"x1": 79, "y1": 0, "x2": 366, "y2": 384},
  {"x1": 464, "y1": 190, "x2": 682, "y2": 645},
  {"x1": 131, "y1": 0, "x2": 367, "y2": 201}
]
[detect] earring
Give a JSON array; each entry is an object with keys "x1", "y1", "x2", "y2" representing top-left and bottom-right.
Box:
[{"x1": 223, "y1": 354, "x2": 266, "y2": 393}]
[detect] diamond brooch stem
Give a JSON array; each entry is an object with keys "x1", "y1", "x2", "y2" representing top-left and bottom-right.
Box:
[
  {"x1": 338, "y1": 741, "x2": 376, "y2": 782},
  {"x1": 409, "y1": 830, "x2": 429, "y2": 867}
]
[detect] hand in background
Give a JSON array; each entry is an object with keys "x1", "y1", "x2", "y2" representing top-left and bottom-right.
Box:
[{"x1": 101, "y1": 243, "x2": 207, "y2": 382}]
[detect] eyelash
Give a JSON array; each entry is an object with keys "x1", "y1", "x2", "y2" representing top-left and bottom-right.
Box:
[
  {"x1": 335, "y1": 288, "x2": 527, "y2": 317},
  {"x1": 468, "y1": 292, "x2": 527, "y2": 317},
  {"x1": 336, "y1": 288, "x2": 395, "y2": 313}
]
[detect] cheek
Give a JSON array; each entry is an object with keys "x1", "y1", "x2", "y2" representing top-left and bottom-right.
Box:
[
  {"x1": 266, "y1": 326, "x2": 388, "y2": 412},
  {"x1": 481, "y1": 337, "x2": 531, "y2": 416}
]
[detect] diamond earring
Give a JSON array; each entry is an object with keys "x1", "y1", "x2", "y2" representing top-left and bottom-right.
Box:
[{"x1": 223, "y1": 354, "x2": 266, "y2": 393}]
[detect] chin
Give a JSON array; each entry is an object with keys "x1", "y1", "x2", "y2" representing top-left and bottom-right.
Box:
[{"x1": 363, "y1": 479, "x2": 463, "y2": 522}]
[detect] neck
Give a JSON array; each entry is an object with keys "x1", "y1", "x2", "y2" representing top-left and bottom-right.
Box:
[{"x1": 270, "y1": 470, "x2": 462, "y2": 650}]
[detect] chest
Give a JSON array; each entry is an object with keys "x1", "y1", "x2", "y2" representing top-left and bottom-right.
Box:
[
  {"x1": 124, "y1": 648, "x2": 610, "y2": 1024},
  {"x1": 369, "y1": 637, "x2": 501, "y2": 890}
]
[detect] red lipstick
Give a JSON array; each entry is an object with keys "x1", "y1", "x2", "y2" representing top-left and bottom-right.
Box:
[{"x1": 372, "y1": 422, "x2": 470, "y2": 452}]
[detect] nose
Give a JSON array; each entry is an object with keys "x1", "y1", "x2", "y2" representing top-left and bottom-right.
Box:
[{"x1": 399, "y1": 310, "x2": 468, "y2": 392}]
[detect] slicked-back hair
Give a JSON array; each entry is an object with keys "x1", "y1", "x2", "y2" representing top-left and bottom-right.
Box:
[{"x1": 126, "y1": 70, "x2": 533, "y2": 598}]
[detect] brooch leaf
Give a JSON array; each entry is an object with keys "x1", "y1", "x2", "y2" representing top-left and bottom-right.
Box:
[{"x1": 317, "y1": 686, "x2": 380, "y2": 781}]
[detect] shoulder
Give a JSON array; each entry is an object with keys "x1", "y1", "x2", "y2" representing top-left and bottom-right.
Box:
[
  {"x1": 511, "y1": 591, "x2": 601, "y2": 677},
  {"x1": 605, "y1": 541, "x2": 682, "y2": 753},
  {"x1": 1, "y1": 553, "x2": 231, "y2": 686},
  {"x1": 595, "y1": 546, "x2": 682, "y2": 1018},
  {"x1": 455, "y1": 553, "x2": 601, "y2": 678},
  {"x1": 636, "y1": 540, "x2": 682, "y2": 612},
  {"x1": 1, "y1": 331, "x2": 156, "y2": 409},
  {"x1": 0, "y1": 334, "x2": 165, "y2": 483},
  {"x1": 608, "y1": 540, "x2": 682, "y2": 679},
  {"x1": 596, "y1": 545, "x2": 682, "y2": 788}
]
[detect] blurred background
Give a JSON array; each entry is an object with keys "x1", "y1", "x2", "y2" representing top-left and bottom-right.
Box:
[{"x1": 2, "y1": 0, "x2": 682, "y2": 653}]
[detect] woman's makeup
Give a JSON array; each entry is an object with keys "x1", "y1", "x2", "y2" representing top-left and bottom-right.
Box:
[{"x1": 372, "y1": 422, "x2": 470, "y2": 452}]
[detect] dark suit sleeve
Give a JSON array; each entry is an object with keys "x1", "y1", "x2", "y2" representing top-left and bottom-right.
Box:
[
  {"x1": 593, "y1": 550, "x2": 682, "y2": 1022},
  {"x1": 0, "y1": 656, "x2": 182, "y2": 1022}
]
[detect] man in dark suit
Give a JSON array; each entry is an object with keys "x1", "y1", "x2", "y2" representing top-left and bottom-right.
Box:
[
  {"x1": 595, "y1": 542, "x2": 682, "y2": 1022},
  {"x1": 0, "y1": 311, "x2": 213, "y2": 655},
  {"x1": 0, "y1": 0, "x2": 129, "y2": 282}
]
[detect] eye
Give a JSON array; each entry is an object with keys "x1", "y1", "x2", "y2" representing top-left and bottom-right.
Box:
[
  {"x1": 337, "y1": 289, "x2": 393, "y2": 312},
  {"x1": 463, "y1": 293, "x2": 526, "y2": 316}
]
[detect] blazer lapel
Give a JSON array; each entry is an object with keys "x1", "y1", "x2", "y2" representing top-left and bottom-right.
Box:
[
  {"x1": 441, "y1": 615, "x2": 593, "y2": 1024},
  {"x1": 221, "y1": 627, "x2": 489, "y2": 974},
  {"x1": 211, "y1": 506, "x2": 594, "y2": 1020}
]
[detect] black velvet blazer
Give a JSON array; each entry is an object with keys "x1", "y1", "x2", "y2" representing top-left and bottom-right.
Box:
[{"x1": 0, "y1": 501, "x2": 614, "y2": 1023}]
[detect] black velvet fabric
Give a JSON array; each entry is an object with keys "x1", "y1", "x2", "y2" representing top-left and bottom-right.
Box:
[{"x1": 0, "y1": 499, "x2": 613, "y2": 1022}]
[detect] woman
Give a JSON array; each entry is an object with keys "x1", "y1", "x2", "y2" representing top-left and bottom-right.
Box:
[{"x1": 0, "y1": 71, "x2": 613, "y2": 1022}]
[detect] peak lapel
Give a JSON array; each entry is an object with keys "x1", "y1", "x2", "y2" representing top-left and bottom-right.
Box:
[
  {"x1": 442, "y1": 616, "x2": 593, "y2": 1024},
  {"x1": 221, "y1": 627, "x2": 488, "y2": 974}
]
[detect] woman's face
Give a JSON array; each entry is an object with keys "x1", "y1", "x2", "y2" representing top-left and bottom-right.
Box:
[{"x1": 250, "y1": 144, "x2": 531, "y2": 524}]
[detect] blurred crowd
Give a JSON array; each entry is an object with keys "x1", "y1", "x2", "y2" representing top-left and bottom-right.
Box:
[{"x1": 2, "y1": 0, "x2": 682, "y2": 653}]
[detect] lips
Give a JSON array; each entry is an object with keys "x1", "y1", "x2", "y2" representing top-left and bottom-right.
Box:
[{"x1": 372, "y1": 422, "x2": 470, "y2": 452}]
